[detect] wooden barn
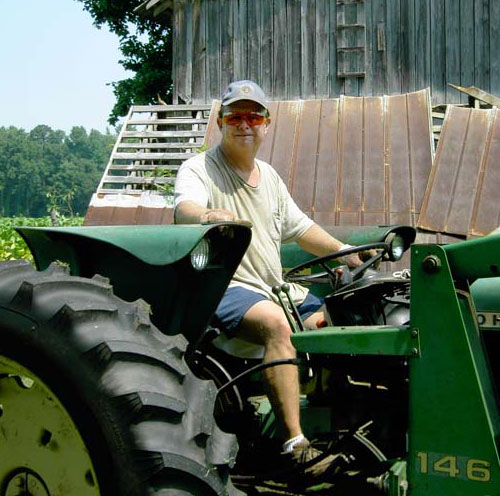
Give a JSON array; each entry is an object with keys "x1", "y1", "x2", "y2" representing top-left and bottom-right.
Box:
[
  {"x1": 136, "y1": 0, "x2": 500, "y2": 105},
  {"x1": 86, "y1": 0, "x2": 500, "y2": 250}
]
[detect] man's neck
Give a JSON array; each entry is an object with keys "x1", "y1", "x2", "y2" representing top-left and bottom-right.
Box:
[
  {"x1": 219, "y1": 143, "x2": 259, "y2": 186},
  {"x1": 220, "y1": 142, "x2": 257, "y2": 172}
]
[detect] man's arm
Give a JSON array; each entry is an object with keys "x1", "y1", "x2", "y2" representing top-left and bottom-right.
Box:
[
  {"x1": 296, "y1": 223, "x2": 343, "y2": 256},
  {"x1": 296, "y1": 223, "x2": 363, "y2": 267},
  {"x1": 175, "y1": 200, "x2": 235, "y2": 224}
]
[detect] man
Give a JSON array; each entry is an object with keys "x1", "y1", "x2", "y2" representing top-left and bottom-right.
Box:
[{"x1": 174, "y1": 80, "x2": 364, "y2": 478}]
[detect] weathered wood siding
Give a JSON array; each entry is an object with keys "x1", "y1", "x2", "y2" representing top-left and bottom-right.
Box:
[{"x1": 172, "y1": 0, "x2": 500, "y2": 104}]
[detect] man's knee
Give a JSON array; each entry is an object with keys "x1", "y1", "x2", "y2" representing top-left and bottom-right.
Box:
[
  {"x1": 264, "y1": 313, "x2": 294, "y2": 347},
  {"x1": 240, "y1": 301, "x2": 294, "y2": 348},
  {"x1": 303, "y1": 305, "x2": 328, "y2": 329}
]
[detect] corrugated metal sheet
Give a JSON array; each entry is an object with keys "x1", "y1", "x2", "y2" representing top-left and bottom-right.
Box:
[
  {"x1": 471, "y1": 108, "x2": 500, "y2": 237},
  {"x1": 205, "y1": 89, "x2": 434, "y2": 227},
  {"x1": 84, "y1": 203, "x2": 173, "y2": 226},
  {"x1": 418, "y1": 106, "x2": 500, "y2": 237}
]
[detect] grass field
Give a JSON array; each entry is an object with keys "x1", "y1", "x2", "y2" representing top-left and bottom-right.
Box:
[{"x1": 0, "y1": 216, "x2": 84, "y2": 261}]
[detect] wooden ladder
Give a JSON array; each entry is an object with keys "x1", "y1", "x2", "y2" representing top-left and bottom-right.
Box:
[
  {"x1": 85, "y1": 103, "x2": 211, "y2": 225},
  {"x1": 336, "y1": 0, "x2": 366, "y2": 78},
  {"x1": 96, "y1": 104, "x2": 211, "y2": 199}
]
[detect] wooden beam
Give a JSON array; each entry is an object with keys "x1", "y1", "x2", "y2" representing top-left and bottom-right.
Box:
[
  {"x1": 102, "y1": 176, "x2": 175, "y2": 185},
  {"x1": 127, "y1": 118, "x2": 208, "y2": 125},
  {"x1": 448, "y1": 83, "x2": 500, "y2": 107},
  {"x1": 112, "y1": 152, "x2": 195, "y2": 160},
  {"x1": 116, "y1": 142, "x2": 203, "y2": 149},
  {"x1": 131, "y1": 104, "x2": 211, "y2": 112},
  {"x1": 122, "y1": 131, "x2": 206, "y2": 138},
  {"x1": 108, "y1": 164, "x2": 183, "y2": 171}
]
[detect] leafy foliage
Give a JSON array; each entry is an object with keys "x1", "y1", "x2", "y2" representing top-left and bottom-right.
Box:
[
  {"x1": 0, "y1": 125, "x2": 115, "y2": 217},
  {"x1": 76, "y1": 0, "x2": 172, "y2": 125},
  {"x1": 0, "y1": 216, "x2": 84, "y2": 262}
]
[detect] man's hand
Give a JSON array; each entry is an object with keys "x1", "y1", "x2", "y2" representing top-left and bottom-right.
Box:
[
  {"x1": 359, "y1": 249, "x2": 379, "y2": 262},
  {"x1": 339, "y1": 246, "x2": 379, "y2": 268},
  {"x1": 200, "y1": 208, "x2": 235, "y2": 224},
  {"x1": 339, "y1": 251, "x2": 363, "y2": 268},
  {"x1": 200, "y1": 209, "x2": 253, "y2": 232}
]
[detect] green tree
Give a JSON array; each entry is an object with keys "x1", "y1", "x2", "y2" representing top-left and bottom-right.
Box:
[
  {"x1": 0, "y1": 126, "x2": 41, "y2": 216},
  {"x1": 59, "y1": 126, "x2": 115, "y2": 215},
  {"x1": 76, "y1": 0, "x2": 172, "y2": 125},
  {"x1": 0, "y1": 125, "x2": 115, "y2": 217}
]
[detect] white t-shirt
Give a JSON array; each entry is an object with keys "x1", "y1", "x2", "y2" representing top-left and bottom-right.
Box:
[
  {"x1": 175, "y1": 145, "x2": 313, "y2": 302},
  {"x1": 174, "y1": 146, "x2": 314, "y2": 357}
]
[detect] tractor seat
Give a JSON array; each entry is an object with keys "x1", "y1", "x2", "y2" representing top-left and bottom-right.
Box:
[
  {"x1": 211, "y1": 331, "x2": 265, "y2": 359},
  {"x1": 199, "y1": 316, "x2": 266, "y2": 360},
  {"x1": 187, "y1": 324, "x2": 265, "y2": 400}
]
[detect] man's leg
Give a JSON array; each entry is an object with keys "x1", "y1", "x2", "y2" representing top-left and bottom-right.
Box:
[
  {"x1": 217, "y1": 290, "x2": 341, "y2": 478},
  {"x1": 303, "y1": 304, "x2": 328, "y2": 329},
  {"x1": 238, "y1": 300, "x2": 301, "y2": 439},
  {"x1": 237, "y1": 300, "x2": 327, "y2": 440}
]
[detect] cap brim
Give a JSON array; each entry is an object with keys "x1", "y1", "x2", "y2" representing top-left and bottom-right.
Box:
[{"x1": 222, "y1": 96, "x2": 268, "y2": 110}]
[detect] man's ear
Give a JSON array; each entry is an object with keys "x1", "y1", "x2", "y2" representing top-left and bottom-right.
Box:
[{"x1": 264, "y1": 117, "x2": 271, "y2": 133}]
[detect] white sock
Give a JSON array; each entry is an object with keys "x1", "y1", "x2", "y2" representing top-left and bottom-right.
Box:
[{"x1": 282, "y1": 434, "x2": 305, "y2": 453}]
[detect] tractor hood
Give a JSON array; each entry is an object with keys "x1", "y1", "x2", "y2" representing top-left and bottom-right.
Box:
[
  {"x1": 281, "y1": 224, "x2": 416, "y2": 269},
  {"x1": 16, "y1": 224, "x2": 237, "y2": 267},
  {"x1": 324, "y1": 225, "x2": 416, "y2": 248},
  {"x1": 16, "y1": 223, "x2": 252, "y2": 343}
]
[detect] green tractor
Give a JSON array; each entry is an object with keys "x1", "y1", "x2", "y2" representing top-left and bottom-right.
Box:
[{"x1": 0, "y1": 221, "x2": 498, "y2": 495}]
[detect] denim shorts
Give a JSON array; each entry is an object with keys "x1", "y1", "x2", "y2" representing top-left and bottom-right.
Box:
[{"x1": 214, "y1": 285, "x2": 323, "y2": 333}]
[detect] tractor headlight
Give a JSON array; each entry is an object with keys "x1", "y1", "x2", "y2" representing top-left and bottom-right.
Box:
[
  {"x1": 389, "y1": 234, "x2": 405, "y2": 261},
  {"x1": 190, "y1": 238, "x2": 211, "y2": 271}
]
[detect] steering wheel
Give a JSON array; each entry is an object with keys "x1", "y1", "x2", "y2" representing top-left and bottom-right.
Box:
[{"x1": 284, "y1": 242, "x2": 389, "y2": 286}]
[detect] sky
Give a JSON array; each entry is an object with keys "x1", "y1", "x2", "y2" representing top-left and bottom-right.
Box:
[{"x1": 0, "y1": 0, "x2": 131, "y2": 134}]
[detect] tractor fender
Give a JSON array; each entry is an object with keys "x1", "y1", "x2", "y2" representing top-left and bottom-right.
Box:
[
  {"x1": 15, "y1": 223, "x2": 252, "y2": 342},
  {"x1": 16, "y1": 224, "x2": 250, "y2": 268}
]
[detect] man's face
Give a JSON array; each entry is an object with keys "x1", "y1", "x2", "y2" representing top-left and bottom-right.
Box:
[{"x1": 218, "y1": 100, "x2": 270, "y2": 151}]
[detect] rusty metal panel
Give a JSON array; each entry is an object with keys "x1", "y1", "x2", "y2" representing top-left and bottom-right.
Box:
[
  {"x1": 337, "y1": 95, "x2": 365, "y2": 225},
  {"x1": 407, "y1": 90, "x2": 436, "y2": 224},
  {"x1": 386, "y1": 94, "x2": 412, "y2": 226},
  {"x1": 84, "y1": 206, "x2": 174, "y2": 226},
  {"x1": 269, "y1": 101, "x2": 302, "y2": 186},
  {"x1": 255, "y1": 101, "x2": 279, "y2": 164},
  {"x1": 84, "y1": 206, "x2": 138, "y2": 226},
  {"x1": 203, "y1": 89, "x2": 433, "y2": 228},
  {"x1": 336, "y1": 90, "x2": 433, "y2": 226},
  {"x1": 469, "y1": 109, "x2": 500, "y2": 237},
  {"x1": 418, "y1": 106, "x2": 500, "y2": 237},
  {"x1": 84, "y1": 194, "x2": 174, "y2": 226},
  {"x1": 290, "y1": 100, "x2": 322, "y2": 214},
  {"x1": 311, "y1": 99, "x2": 341, "y2": 226},
  {"x1": 362, "y1": 97, "x2": 386, "y2": 225},
  {"x1": 385, "y1": 92, "x2": 435, "y2": 227}
]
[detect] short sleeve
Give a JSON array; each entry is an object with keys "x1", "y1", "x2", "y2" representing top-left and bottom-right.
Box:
[
  {"x1": 279, "y1": 180, "x2": 314, "y2": 243},
  {"x1": 174, "y1": 158, "x2": 209, "y2": 208}
]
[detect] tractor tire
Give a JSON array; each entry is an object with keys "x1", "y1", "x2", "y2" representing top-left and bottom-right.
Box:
[{"x1": 0, "y1": 260, "x2": 242, "y2": 496}]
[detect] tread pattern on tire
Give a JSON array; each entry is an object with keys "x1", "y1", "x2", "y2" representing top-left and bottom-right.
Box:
[{"x1": 0, "y1": 261, "x2": 242, "y2": 496}]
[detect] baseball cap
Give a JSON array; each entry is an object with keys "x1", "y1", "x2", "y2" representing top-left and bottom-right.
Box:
[{"x1": 221, "y1": 80, "x2": 268, "y2": 110}]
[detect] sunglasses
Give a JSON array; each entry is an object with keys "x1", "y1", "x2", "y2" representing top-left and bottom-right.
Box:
[{"x1": 221, "y1": 112, "x2": 268, "y2": 127}]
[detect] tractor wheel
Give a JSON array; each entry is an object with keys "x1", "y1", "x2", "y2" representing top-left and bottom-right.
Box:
[{"x1": 0, "y1": 260, "x2": 242, "y2": 496}]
